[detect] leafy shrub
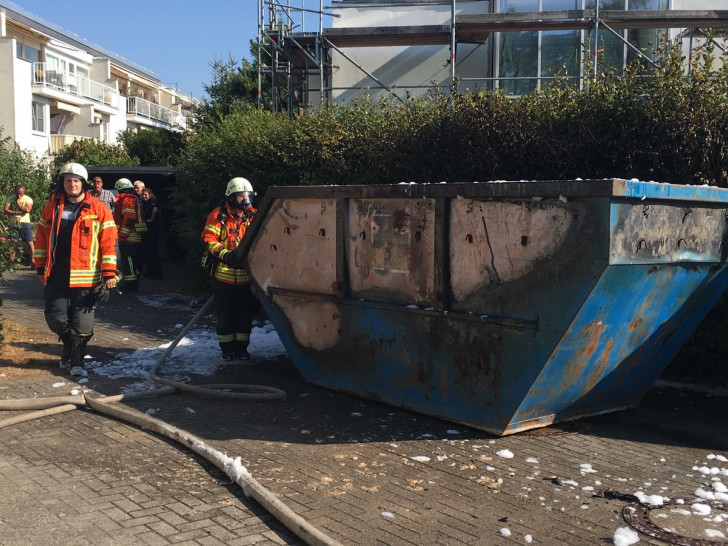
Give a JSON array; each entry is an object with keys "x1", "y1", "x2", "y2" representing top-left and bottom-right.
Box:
[
  {"x1": 52, "y1": 139, "x2": 139, "y2": 171},
  {"x1": 117, "y1": 128, "x2": 186, "y2": 167},
  {"x1": 0, "y1": 130, "x2": 52, "y2": 215},
  {"x1": 0, "y1": 129, "x2": 52, "y2": 286},
  {"x1": 0, "y1": 223, "x2": 22, "y2": 285}
]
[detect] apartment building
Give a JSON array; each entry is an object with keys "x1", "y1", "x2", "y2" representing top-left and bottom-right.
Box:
[{"x1": 0, "y1": 0, "x2": 192, "y2": 161}]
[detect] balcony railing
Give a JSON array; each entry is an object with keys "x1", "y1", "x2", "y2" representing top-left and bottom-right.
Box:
[
  {"x1": 126, "y1": 96, "x2": 181, "y2": 127},
  {"x1": 33, "y1": 63, "x2": 120, "y2": 108},
  {"x1": 50, "y1": 135, "x2": 94, "y2": 155}
]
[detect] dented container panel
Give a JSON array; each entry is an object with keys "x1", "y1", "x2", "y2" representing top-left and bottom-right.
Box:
[
  {"x1": 242, "y1": 180, "x2": 728, "y2": 435},
  {"x1": 248, "y1": 198, "x2": 338, "y2": 295},
  {"x1": 348, "y1": 198, "x2": 437, "y2": 304}
]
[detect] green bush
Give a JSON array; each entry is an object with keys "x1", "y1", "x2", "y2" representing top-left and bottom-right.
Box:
[
  {"x1": 0, "y1": 129, "x2": 52, "y2": 285},
  {"x1": 52, "y1": 139, "x2": 139, "y2": 171},
  {"x1": 117, "y1": 128, "x2": 186, "y2": 167}
]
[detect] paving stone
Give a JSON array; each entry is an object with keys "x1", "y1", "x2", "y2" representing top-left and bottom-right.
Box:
[{"x1": 2, "y1": 267, "x2": 727, "y2": 545}]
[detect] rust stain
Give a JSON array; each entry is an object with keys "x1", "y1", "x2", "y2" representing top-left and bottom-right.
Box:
[
  {"x1": 564, "y1": 321, "x2": 607, "y2": 385},
  {"x1": 584, "y1": 339, "x2": 614, "y2": 393}
]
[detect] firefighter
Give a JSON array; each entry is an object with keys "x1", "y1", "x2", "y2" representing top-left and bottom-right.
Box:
[
  {"x1": 201, "y1": 177, "x2": 257, "y2": 361},
  {"x1": 113, "y1": 177, "x2": 147, "y2": 292},
  {"x1": 34, "y1": 162, "x2": 118, "y2": 372}
]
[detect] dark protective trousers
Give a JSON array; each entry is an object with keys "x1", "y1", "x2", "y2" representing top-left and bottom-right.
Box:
[
  {"x1": 44, "y1": 283, "x2": 96, "y2": 338},
  {"x1": 213, "y1": 280, "x2": 258, "y2": 347},
  {"x1": 119, "y1": 242, "x2": 141, "y2": 292}
]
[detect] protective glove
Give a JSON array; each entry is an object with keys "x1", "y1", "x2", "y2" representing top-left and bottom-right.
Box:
[
  {"x1": 93, "y1": 283, "x2": 110, "y2": 303},
  {"x1": 218, "y1": 249, "x2": 241, "y2": 267}
]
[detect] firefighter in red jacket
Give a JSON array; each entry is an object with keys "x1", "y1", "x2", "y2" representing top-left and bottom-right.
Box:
[
  {"x1": 113, "y1": 178, "x2": 147, "y2": 292},
  {"x1": 35, "y1": 163, "x2": 118, "y2": 371},
  {"x1": 201, "y1": 177, "x2": 257, "y2": 361}
]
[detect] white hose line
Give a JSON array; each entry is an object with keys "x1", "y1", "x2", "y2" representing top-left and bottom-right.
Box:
[
  {"x1": 0, "y1": 396, "x2": 85, "y2": 410},
  {"x1": 86, "y1": 395, "x2": 342, "y2": 546},
  {"x1": 0, "y1": 403, "x2": 78, "y2": 429}
]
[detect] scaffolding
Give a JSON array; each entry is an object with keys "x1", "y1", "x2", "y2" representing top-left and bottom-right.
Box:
[
  {"x1": 257, "y1": 1, "x2": 333, "y2": 115},
  {"x1": 257, "y1": 1, "x2": 728, "y2": 117}
]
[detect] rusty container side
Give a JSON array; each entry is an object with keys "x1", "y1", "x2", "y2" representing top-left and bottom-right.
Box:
[{"x1": 242, "y1": 180, "x2": 728, "y2": 435}]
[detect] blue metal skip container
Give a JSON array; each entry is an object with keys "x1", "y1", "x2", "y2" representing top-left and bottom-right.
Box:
[{"x1": 240, "y1": 179, "x2": 728, "y2": 435}]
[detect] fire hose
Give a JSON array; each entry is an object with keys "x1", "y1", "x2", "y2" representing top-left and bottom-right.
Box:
[{"x1": 0, "y1": 295, "x2": 342, "y2": 546}]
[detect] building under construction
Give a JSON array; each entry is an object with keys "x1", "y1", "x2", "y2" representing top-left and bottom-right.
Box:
[{"x1": 257, "y1": 0, "x2": 728, "y2": 115}]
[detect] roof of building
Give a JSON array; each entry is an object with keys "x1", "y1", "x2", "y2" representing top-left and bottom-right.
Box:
[{"x1": 0, "y1": 0, "x2": 161, "y2": 83}]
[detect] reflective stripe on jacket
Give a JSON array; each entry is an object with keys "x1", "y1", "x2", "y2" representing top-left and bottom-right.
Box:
[
  {"x1": 201, "y1": 202, "x2": 255, "y2": 285},
  {"x1": 113, "y1": 191, "x2": 147, "y2": 243},
  {"x1": 34, "y1": 192, "x2": 118, "y2": 287}
]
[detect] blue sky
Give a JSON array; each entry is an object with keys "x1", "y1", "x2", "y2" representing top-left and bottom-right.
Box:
[{"x1": 12, "y1": 0, "x2": 268, "y2": 100}]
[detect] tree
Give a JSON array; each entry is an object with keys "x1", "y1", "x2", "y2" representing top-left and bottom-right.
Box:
[
  {"x1": 192, "y1": 40, "x2": 273, "y2": 129},
  {"x1": 117, "y1": 128, "x2": 186, "y2": 167}
]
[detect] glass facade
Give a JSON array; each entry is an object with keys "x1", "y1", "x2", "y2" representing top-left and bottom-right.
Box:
[{"x1": 498, "y1": 0, "x2": 668, "y2": 94}]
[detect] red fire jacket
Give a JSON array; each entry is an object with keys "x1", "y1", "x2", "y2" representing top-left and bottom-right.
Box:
[
  {"x1": 201, "y1": 201, "x2": 255, "y2": 285},
  {"x1": 114, "y1": 191, "x2": 147, "y2": 243},
  {"x1": 34, "y1": 192, "x2": 118, "y2": 287}
]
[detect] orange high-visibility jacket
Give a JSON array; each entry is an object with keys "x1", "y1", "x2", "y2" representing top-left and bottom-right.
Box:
[
  {"x1": 201, "y1": 202, "x2": 255, "y2": 285},
  {"x1": 34, "y1": 192, "x2": 118, "y2": 287},
  {"x1": 113, "y1": 191, "x2": 147, "y2": 243}
]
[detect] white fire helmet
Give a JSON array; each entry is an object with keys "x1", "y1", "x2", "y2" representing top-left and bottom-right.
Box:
[
  {"x1": 225, "y1": 177, "x2": 254, "y2": 197},
  {"x1": 58, "y1": 162, "x2": 88, "y2": 184},
  {"x1": 115, "y1": 178, "x2": 134, "y2": 191}
]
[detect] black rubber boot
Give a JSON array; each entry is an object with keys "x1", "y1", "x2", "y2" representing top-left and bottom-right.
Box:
[
  {"x1": 234, "y1": 341, "x2": 250, "y2": 361},
  {"x1": 220, "y1": 342, "x2": 236, "y2": 362},
  {"x1": 69, "y1": 334, "x2": 92, "y2": 369},
  {"x1": 59, "y1": 331, "x2": 72, "y2": 370}
]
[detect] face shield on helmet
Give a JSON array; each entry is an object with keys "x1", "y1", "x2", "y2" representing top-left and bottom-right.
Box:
[{"x1": 225, "y1": 177, "x2": 254, "y2": 209}]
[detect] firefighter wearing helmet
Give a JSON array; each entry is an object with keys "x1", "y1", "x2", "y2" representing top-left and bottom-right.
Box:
[
  {"x1": 113, "y1": 177, "x2": 147, "y2": 292},
  {"x1": 201, "y1": 177, "x2": 258, "y2": 361},
  {"x1": 34, "y1": 162, "x2": 118, "y2": 372}
]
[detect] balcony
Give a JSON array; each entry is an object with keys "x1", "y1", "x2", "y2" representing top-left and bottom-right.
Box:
[
  {"x1": 50, "y1": 135, "x2": 94, "y2": 155},
  {"x1": 126, "y1": 96, "x2": 181, "y2": 128},
  {"x1": 33, "y1": 63, "x2": 120, "y2": 109}
]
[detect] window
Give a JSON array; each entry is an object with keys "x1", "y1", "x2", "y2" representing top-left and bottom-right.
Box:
[
  {"x1": 541, "y1": 30, "x2": 580, "y2": 81},
  {"x1": 16, "y1": 43, "x2": 40, "y2": 63},
  {"x1": 626, "y1": 0, "x2": 669, "y2": 65},
  {"x1": 499, "y1": 0, "x2": 580, "y2": 94},
  {"x1": 32, "y1": 102, "x2": 45, "y2": 133},
  {"x1": 500, "y1": 30, "x2": 539, "y2": 94}
]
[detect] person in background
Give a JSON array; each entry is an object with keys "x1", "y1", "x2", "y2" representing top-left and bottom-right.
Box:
[
  {"x1": 114, "y1": 178, "x2": 147, "y2": 292},
  {"x1": 34, "y1": 163, "x2": 117, "y2": 372},
  {"x1": 141, "y1": 187, "x2": 163, "y2": 279},
  {"x1": 201, "y1": 177, "x2": 257, "y2": 362},
  {"x1": 132, "y1": 179, "x2": 147, "y2": 272},
  {"x1": 91, "y1": 176, "x2": 116, "y2": 210},
  {"x1": 3, "y1": 184, "x2": 34, "y2": 266}
]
